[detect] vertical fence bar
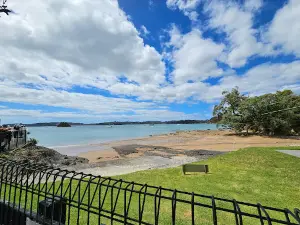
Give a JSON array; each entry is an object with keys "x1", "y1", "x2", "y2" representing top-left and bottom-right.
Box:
[
  {"x1": 257, "y1": 204, "x2": 272, "y2": 225},
  {"x1": 67, "y1": 172, "x2": 78, "y2": 225},
  {"x1": 138, "y1": 184, "x2": 147, "y2": 225},
  {"x1": 284, "y1": 208, "x2": 300, "y2": 225},
  {"x1": 124, "y1": 182, "x2": 134, "y2": 225},
  {"x1": 191, "y1": 192, "x2": 195, "y2": 225},
  {"x1": 0, "y1": 162, "x2": 8, "y2": 224},
  {"x1": 172, "y1": 189, "x2": 177, "y2": 225},
  {"x1": 2, "y1": 162, "x2": 13, "y2": 224},
  {"x1": 111, "y1": 179, "x2": 123, "y2": 225},
  {"x1": 212, "y1": 196, "x2": 218, "y2": 225},
  {"x1": 86, "y1": 175, "x2": 94, "y2": 225},
  {"x1": 76, "y1": 173, "x2": 84, "y2": 225},
  {"x1": 154, "y1": 186, "x2": 162, "y2": 225},
  {"x1": 233, "y1": 199, "x2": 243, "y2": 225}
]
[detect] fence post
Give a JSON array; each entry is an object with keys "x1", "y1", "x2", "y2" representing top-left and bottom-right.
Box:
[{"x1": 38, "y1": 197, "x2": 67, "y2": 225}]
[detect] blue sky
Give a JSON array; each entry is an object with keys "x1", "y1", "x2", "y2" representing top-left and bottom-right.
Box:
[{"x1": 0, "y1": 0, "x2": 300, "y2": 124}]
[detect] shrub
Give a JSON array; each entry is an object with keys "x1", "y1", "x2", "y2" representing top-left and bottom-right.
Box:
[{"x1": 28, "y1": 138, "x2": 38, "y2": 145}]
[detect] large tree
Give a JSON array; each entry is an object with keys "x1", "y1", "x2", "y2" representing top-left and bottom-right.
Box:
[{"x1": 213, "y1": 88, "x2": 300, "y2": 135}]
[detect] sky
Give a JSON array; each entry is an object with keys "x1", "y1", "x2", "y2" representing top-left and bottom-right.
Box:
[{"x1": 0, "y1": 0, "x2": 300, "y2": 124}]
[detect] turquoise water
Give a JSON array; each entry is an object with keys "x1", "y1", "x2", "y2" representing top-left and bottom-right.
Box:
[{"x1": 27, "y1": 124, "x2": 217, "y2": 147}]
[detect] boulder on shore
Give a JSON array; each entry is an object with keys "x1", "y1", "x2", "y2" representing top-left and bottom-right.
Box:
[{"x1": 0, "y1": 144, "x2": 88, "y2": 167}]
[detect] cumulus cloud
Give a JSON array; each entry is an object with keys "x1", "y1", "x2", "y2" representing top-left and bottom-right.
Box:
[
  {"x1": 166, "y1": 25, "x2": 225, "y2": 84},
  {"x1": 1, "y1": 0, "x2": 300, "y2": 123},
  {"x1": 267, "y1": 0, "x2": 300, "y2": 57},
  {"x1": 203, "y1": 0, "x2": 266, "y2": 67},
  {"x1": 107, "y1": 60, "x2": 300, "y2": 103},
  {"x1": 0, "y1": 0, "x2": 165, "y2": 89},
  {"x1": 219, "y1": 61, "x2": 300, "y2": 95}
]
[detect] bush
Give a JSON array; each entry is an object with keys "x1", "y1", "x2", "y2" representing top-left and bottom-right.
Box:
[{"x1": 28, "y1": 138, "x2": 38, "y2": 145}]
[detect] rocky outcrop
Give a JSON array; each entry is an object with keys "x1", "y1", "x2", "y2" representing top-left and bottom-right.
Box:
[{"x1": 1, "y1": 143, "x2": 88, "y2": 167}]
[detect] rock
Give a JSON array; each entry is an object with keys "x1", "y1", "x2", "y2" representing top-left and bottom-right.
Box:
[
  {"x1": 4, "y1": 145, "x2": 88, "y2": 167},
  {"x1": 63, "y1": 161, "x2": 71, "y2": 166}
]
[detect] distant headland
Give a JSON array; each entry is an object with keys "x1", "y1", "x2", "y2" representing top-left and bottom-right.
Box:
[
  {"x1": 57, "y1": 122, "x2": 72, "y2": 127},
  {"x1": 22, "y1": 117, "x2": 219, "y2": 127}
]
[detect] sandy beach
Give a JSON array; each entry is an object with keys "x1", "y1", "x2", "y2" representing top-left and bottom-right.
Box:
[
  {"x1": 51, "y1": 130, "x2": 300, "y2": 176},
  {"x1": 72, "y1": 130, "x2": 300, "y2": 161}
]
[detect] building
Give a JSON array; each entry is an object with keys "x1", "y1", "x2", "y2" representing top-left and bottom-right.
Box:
[{"x1": 0, "y1": 125, "x2": 27, "y2": 151}]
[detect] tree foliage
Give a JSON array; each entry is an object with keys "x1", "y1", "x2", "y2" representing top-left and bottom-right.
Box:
[{"x1": 213, "y1": 88, "x2": 300, "y2": 135}]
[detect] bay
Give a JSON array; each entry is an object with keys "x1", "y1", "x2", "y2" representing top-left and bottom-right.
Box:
[{"x1": 27, "y1": 124, "x2": 217, "y2": 147}]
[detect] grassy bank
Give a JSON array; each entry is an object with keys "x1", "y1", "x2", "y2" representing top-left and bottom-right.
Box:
[
  {"x1": 116, "y1": 146, "x2": 300, "y2": 210},
  {"x1": 1, "y1": 146, "x2": 299, "y2": 224}
]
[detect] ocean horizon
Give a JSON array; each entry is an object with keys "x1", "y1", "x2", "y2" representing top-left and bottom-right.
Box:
[{"x1": 28, "y1": 124, "x2": 217, "y2": 147}]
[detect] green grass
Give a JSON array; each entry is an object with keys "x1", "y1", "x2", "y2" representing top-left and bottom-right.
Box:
[
  {"x1": 1, "y1": 146, "x2": 300, "y2": 224},
  {"x1": 116, "y1": 146, "x2": 300, "y2": 209}
]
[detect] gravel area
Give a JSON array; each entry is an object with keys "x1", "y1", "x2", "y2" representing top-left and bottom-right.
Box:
[
  {"x1": 67, "y1": 149, "x2": 224, "y2": 176},
  {"x1": 277, "y1": 150, "x2": 300, "y2": 158},
  {"x1": 72, "y1": 155, "x2": 209, "y2": 176}
]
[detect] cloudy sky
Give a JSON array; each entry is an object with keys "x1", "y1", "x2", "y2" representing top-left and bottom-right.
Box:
[{"x1": 0, "y1": 0, "x2": 299, "y2": 124}]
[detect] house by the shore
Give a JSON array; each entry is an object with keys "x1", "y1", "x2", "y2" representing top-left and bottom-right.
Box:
[{"x1": 0, "y1": 125, "x2": 27, "y2": 151}]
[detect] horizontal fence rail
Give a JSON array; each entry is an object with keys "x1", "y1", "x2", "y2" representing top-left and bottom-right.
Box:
[{"x1": 0, "y1": 158, "x2": 299, "y2": 225}]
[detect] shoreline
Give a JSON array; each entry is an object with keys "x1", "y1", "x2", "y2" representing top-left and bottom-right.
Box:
[
  {"x1": 51, "y1": 132, "x2": 179, "y2": 156},
  {"x1": 52, "y1": 130, "x2": 300, "y2": 162},
  {"x1": 25, "y1": 130, "x2": 300, "y2": 176}
]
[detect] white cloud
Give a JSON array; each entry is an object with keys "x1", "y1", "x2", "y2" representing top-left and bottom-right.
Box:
[
  {"x1": 267, "y1": 0, "x2": 300, "y2": 56},
  {"x1": 0, "y1": 83, "x2": 156, "y2": 114},
  {"x1": 220, "y1": 61, "x2": 300, "y2": 95},
  {"x1": 1, "y1": 0, "x2": 300, "y2": 124},
  {"x1": 244, "y1": 0, "x2": 263, "y2": 12},
  {"x1": 166, "y1": 26, "x2": 225, "y2": 84},
  {"x1": 0, "y1": 108, "x2": 202, "y2": 124},
  {"x1": 204, "y1": 0, "x2": 266, "y2": 67},
  {"x1": 166, "y1": 0, "x2": 201, "y2": 21},
  {"x1": 0, "y1": 0, "x2": 165, "y2": 89},
  {"x1": 140, "y1": 25, "x2": 150, "y2": 37},
  {"x1": 108, "y1": 60, "x2": 300, "y2": 103}
]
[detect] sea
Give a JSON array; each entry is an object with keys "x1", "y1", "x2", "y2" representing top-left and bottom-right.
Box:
[{"x1": 27, "y1": 124, "x2": 217, "y2": 147}]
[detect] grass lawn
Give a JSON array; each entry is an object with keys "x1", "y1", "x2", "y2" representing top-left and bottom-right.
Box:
[
  {"x1": 116, "y1": 146, "x2": 300, "y2": 210},
  {"x1": 1, "y1": 146, "x2": 300, "y2": 224}
]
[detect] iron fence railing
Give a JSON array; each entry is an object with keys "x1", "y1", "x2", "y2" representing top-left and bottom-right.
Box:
[{"x1": 0, "y1": 158, "x2": 299, "y2": 225}]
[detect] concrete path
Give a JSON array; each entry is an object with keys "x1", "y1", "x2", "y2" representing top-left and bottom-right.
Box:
[{"x1": 277, "y1": 150, "x2": 300, "y2": 158}]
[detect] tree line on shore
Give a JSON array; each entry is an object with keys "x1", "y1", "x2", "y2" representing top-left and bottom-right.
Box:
[
  {"x1": 22, "y1": 119, "x2": 217, "y2": 127},
  {"x1": 213, "y1": 88, "x2": 300, "y2": 135}
]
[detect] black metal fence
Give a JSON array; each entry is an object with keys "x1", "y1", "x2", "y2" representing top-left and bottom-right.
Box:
[{"x1": 0, "y1": 158, "x2": 299, "y2": 225}]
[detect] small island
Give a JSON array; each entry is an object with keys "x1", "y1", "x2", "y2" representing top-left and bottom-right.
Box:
[{"x1": 57, "y1": 122, "x2": 71, "y2": 127}]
